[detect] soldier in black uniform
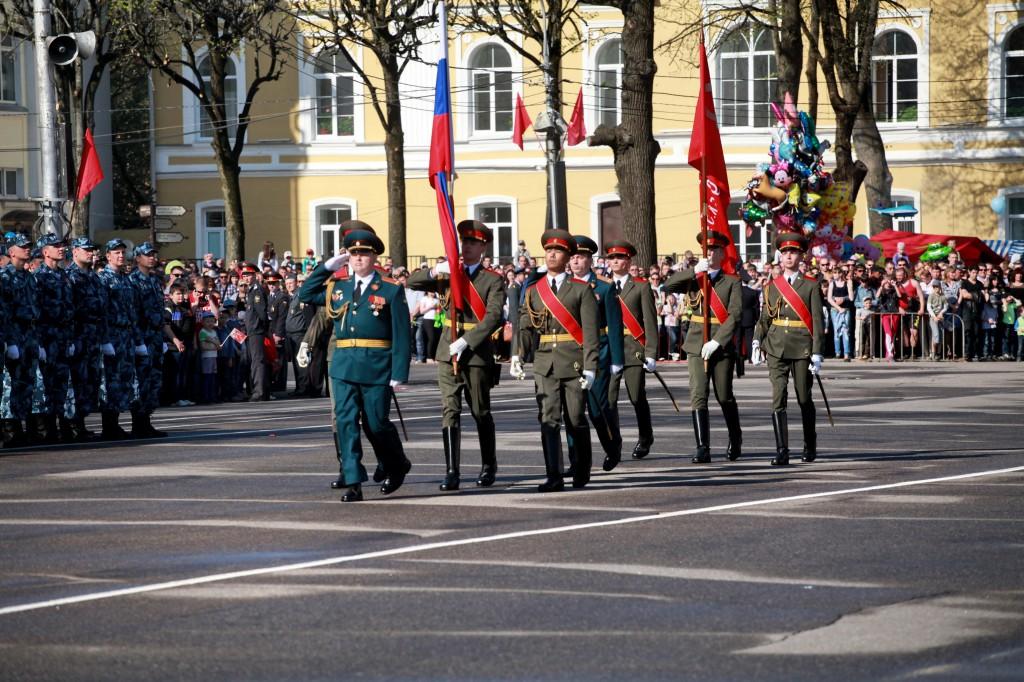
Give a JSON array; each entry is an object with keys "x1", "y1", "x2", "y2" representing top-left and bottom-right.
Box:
[
  {"x1": 284, "y1": 273, "x2": 316, "y2": 397},
  {"x1": 267, "y1": 272, "x2": 289, "y2": 392},
  {"x1": 241, "y1": 263, "x2": 271, "y2": 401}
]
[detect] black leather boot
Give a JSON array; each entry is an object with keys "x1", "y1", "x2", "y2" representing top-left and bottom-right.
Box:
[
  {"x1": 73, "y1": 416, "x2": 96, "y2": 442},
  {"x1": 631, "y1": 399, "x2": 654, "y2": 458},
  {"x1": 2, "y1": 419, "x2": 30, "y2": 449},
  {"x1": 476, "y1": 415, "x2": 497, "y2": 487},
  {"x1": 100, "y1": 411, "x2": 130, "y2": 441},
  {"x1": 42, "y1": 415, "x2": 61, "y2": 444},
  {"x1": 571, "y1": 425, "x2": 592, "y2": 488},
  {"x1": 538, "y1": 425, "x2": 564, "y2": 493},
  {"x1": 771, "y1": 410, "x2": 790, "y2": 466},
  {"x1": 25, "y1": 415, "x2": 47, "y2": 445},
  {"x1": 440, "y1": 426, "x2": 461, "y2": 491},
  {"x1": 691, "y1": 409, "x2": 711, "y2": 463},
  {"x1": 57, "y1": 417, "x2": 76, "y2": 443},
  {"x1": 722, "y1": 402, "x2": 743, "y2": 461},
  {"x1": 801, "y1": 404, "x2": 817, "y2": 462},
  {"x1": 340, "y1": 484, "x2": 363, "y2": 502},
  {"x1": 593, "y1": 412, "x2": 621, "y2": 472}
]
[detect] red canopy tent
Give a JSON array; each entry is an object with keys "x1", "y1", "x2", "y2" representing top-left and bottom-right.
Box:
[{"x1": 871, "y1": 229, "x2": 1003, "y2": 266}]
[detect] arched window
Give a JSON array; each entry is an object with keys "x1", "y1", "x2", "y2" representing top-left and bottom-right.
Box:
[
  {"x1": 469, "y1": 44, "x2": 513, "y2": 134},
  {"x1": 717, "y1": 25, "x2": 776, "y2": 128},
  {"x1": 872, "y1": 30, "x2": 918, "y2": 123},
  {"x1": 595, "y1": 39, "x2": 623, "y2": 127},
  {"x1": 316, "y1": 203, "x2": 354, "y2": 257},
  {"x1": 314, "y1": 49, "x2": 356, "y2": 137},
  {"x1": 1006, "y1": 25, "x2": 1024, "y2": 119},
  {"x1": 198, "y1": 55, "x2": 238, "y2": 139},
  {"x1": 1, "y1": 36, "x2": 17, "y2": 103}
]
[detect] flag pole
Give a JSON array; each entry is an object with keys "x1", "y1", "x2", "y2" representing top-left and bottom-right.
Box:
[
  {"x1": 439, "y1": 1, "x2": 458, "y2": 374},
  {"x1": 699, "y1": 24, "x2": 711, "y2": 373}
]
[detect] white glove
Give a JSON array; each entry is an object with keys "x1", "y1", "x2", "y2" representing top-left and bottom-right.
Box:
[
  {"x1": 694, "y1": 258, "x2": 709, "y2": 274},
  {"x1": 449, "y1": 337, "x2": 468, "y2": 359},
  {"x1": 67, "y1": 343, "x2": 76, "y2": 357},
  {"x1": 134, "y1": 344, "x2": 149, "y2": 356},
  {"x1": 38, "y1": 346, "x2": 46, "y2": 363},
  {"x1": 162, "y1": 342, "x2": 168, "y2": 354},
  {"x1": 5, "y1": 344, "x2": 19, "y2": 361},
  {"x1": 810, "y1": 354, "x2": 823, "y2": 376},
  {"x1": 323, "y1": 252, "x2": 349, "y2": 271},
  {"x1": 296, "y1": 342, "x2": 310, "y2": 368},
  {"x1": 751, "y1": 340, "x2": 763, "y2": 365},
  {"x1": 101, "y1": 342, "x2": 115, "y2": 356},
  {"x1": 611, "y1": 363, "x2": 623, "y2": 375},
  {"x1": 643, "y1": 357, "x2": 656, "y2": 373},
  {"x1": 389, "y1": 379, "x2": 402, "y2": 388},
  {"x1": 510, "y1": 355, "x2": 526, "y2": 380},
  {"x1": 580, "y1": 370, "x2": 595, "y2": 391},
  {"x1": 700, "y1": 339, "x2": 720, "y2": 360},
  {"x1": 434, "y1": 261, "x2": 451, "y2": 275}
]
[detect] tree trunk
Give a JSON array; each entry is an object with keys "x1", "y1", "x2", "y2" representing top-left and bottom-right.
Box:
[
  {"x1": 804, "y1": 2, "x2": 819, "y2": 121},
  {"x1": 853, "y1": 99, "x2": 894, "y2": 235},
  {"x1": 214, "y1": 146, "x2": 245, "y2": 262},
  {"x1": 382, "y1": 62, "x2": 407, "y2": 266},
  {"x1": 774, "y1": 0, "x2": 803, "y2": 103}
]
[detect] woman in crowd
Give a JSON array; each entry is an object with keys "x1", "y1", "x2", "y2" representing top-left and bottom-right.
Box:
[
  {"x1": 876, "y1": 273, "x2": 902, "y2": 363},
  {"x1": 257, "y1": 240, "x2": 278, "y2": 271},
  {"x1": 827, "y1": 266, "x2": 854, "y2": 361}
]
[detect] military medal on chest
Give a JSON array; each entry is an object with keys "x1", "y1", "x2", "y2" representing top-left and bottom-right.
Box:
[{"x1": 368, "y1": 294, "x2": 386, "y2": 316}]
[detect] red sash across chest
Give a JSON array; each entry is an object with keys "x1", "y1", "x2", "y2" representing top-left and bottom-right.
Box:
[
  {"x1": 536, "y1": 276, "x2": 584, "y2": 345},
  {"x1": 771, "y1": 276, "x2": 813, "y2": 330},
  {"x1": 619, "y1": 295, "x2": 646, "y2": 346},
  {"x1": 463, "y1": 274, "x2": 487, "y2": 321},
  {"x1": 696, "y1": 273, "x2": 730, "y2": 323}
]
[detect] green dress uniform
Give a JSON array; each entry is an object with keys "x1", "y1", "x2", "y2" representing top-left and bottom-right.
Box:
[
  {"x1": 753, "y1": 232, "x2": 825, "y2": 465},
  {"x1": 605, "y1": 241, "x2": 659, "y2": 459},
  {"x1": 514, "y1": 229, "x2": 599, "y2": 491},
  {"x1": 298, "y1": 229, "x2": 412, "y2": 500},
  {"x1": 407, "y1": 220, "x2": 505, "y2": 490},
  {"x1": 663, "y1": 230, "x2": 744, "y2": 463},
  {"x1": 565, "y1": 235, "x2": 625, "y2": 473}
]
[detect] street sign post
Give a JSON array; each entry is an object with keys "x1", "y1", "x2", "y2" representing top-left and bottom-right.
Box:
[
  {"x1": 155, "y1": 205, "x2": 187, "y2": 217},
  {"x1": 155, "y1": 231, "x2": 185, "y2": 244},
  {"x1": 154, "y1": 218, "x2": 175, "y2": 231}
]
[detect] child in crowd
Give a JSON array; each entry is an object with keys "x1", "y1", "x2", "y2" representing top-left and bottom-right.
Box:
[
  {"x1": 980, "y1": 293, "x2": 999, "y2": 360},
  {"x1": 217, "y1": 302, "x2": 246, "y2": 401},
  {"x1": 165, "y1": 283, "x2": 195, "y2": 407},
  {"x1": 857, "y1": 296, "x2": 874, "y2": 360},
  {"x1": 1016, "y1": 306, "x2": 1024, "y2": 361},
  {"x1": 197, "y1": 312, "x2": 220, "y2": 404}
]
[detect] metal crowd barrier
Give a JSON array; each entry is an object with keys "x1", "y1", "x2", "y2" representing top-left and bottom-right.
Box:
[{"x1": 849, "y1": 311, "x2": 966, "y2": 362}]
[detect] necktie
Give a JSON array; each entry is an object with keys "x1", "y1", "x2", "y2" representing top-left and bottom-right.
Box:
[
  {"x1": 353, "y1": 280, "x2": 363, "y2": 301},
  {"x1": 616, "y1": 280, "x2": 622, "y2": 293},
  {"x1": 550, "y1": 278, "x2": 558, "y2": 294}
]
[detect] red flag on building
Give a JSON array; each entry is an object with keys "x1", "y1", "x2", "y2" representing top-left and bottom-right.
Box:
[
  {"x1": 512, "y1": 93, "x2": 532, "y2": 150},
  {"x1": 688, "y1": 44, "x2": 738, "y2": 275},
  {"x1": 75, "y1": 128, "x2": 104, "y2": 201},
  {"x1": 565, "y1": 88, "x2": 586, "y2": 146}
]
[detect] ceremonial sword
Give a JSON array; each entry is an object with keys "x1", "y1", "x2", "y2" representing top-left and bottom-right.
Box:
[
  {"x1": 651, "y1": 369, "x2": 680, "y2": 413},
  {"x1": 391, "y1": 386, "x2": 409, "y2": 441},
  {"x1": 815, "y1": 373, "x2": 835, "y2": 427}
]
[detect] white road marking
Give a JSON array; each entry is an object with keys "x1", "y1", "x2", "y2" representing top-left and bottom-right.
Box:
[
  {"x1": 0, "y1": 519, "x2": 448, "y2": 538},
  {"x1": 1, "y1": 464, "x2": 1021, "y2": 616}
]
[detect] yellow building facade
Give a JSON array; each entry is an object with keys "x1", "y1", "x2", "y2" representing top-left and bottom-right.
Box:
[
  {"x1": 130, "y1": 2, "x2": 1024, "y2": 265},
  {"x1": 0, "y1": 35, "x2": 37, "y2": 231}
]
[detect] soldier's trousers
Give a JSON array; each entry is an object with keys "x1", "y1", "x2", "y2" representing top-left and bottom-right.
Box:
[
  {"x1": 688, "y1": 350, "x2": 737, "y2": 411},
  {"x1": 608, "y1": 365, "x2": 653, "y2": 441},
  {"x1": 535, "y1": 372, "x2": 587, "y2": 431},
  {"x1": 566, "y1": 361, "x2": 618, "y2": 456},
  {"x1": 247, "y1": 334, "x2": 269, "y2": 399},
  {"x1": 132, "y1": 337, "x2": 164, "y2": 415},
  {"x1": 767, "y1": 355, "x2": 814, "y2": 414},
  {"x1": 72, "y1": 346, "x2": 103, "y2": 417},
  {"x1": 36, "y1": 337, "x2": 72, "y2": 417},
  {"x1": 2, "y1": 338, "x2": 39, "y2": 420},
  {"x1": 437, "y1": 361, "x2": 492, "y2": 428},
  {"x1": 287, "y1": 333, "x2": 310, "y2": 395},
  {"x1": 331, "y1": 378, "x2": 406, "y2": 486},
  {"x1": 101, "y1": 330, "x2": 135, "y2": 413}
]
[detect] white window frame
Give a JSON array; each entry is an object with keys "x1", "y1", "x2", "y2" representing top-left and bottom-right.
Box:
[
  {"x1": 194, "y1": 199, "x2": 227, "y2": 260},
  {"x1": 467, "y1": 195, "x2": 518, "y2": 264},
  {"x1": 713, "y1": 22, "x2": 777, "y2": 130},
  {"x1": 297, "y1": 35, "x2": 365, "y2": 144},
  {"x1": 457, "y1": 39, "x2": 523, "y2": 141},
  {"x1": 987, "y1": 5, "x2": 1024, "y2": 125},
  {"x1": 588, "y1": 192, "x2": 621, "y2": 244},
  {"x1": 889, "y1": 189, "x2": 921, "y2": 234},
  {"x1": 308, "y1": 198, "x2": 358, "y2": 258},
  {"x1": 875, "y1": 10, "x2": 931, "y2": 127},
  {"x1": 182, "y1": 47, "x2": 246, "y2": 145},
  {"x1": 0, "y1": 36, "x2": 17, "y2": 104},
  {"x1": 729, "y1": 193, "x2": 772, "y2": 265},
  {"x1": 593, "y1": 37, "x2": 623, "y2": 129},
  {"x1": 995, "y1": 185, "x2": 1024, "y2": 240},
  {"x1": 871, "y1": 29, "x2": 920, "y2": 126},
  {"x1": 581, "y1": 20, "x2": 625, "y2": 134}
]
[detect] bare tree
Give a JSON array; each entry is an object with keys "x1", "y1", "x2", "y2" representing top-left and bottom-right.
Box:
[
  {"x1": 293, "y1": 0, "x2": 440, "y2": 266},
  {"x1": 114, "y1": 0, "x2": 294, "y2": 261}
]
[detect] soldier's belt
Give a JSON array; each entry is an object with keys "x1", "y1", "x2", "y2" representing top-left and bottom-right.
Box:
[
  {"x1": 689, "y1": 315, "x2": 722, "y2": 324},
  {"x1": 600, "y1": 326, "x2": 608, "y2": 335},
  {"x1": 442, "y1": 319, "x2": 477, "y2": 330},
  {"x1": 539, "y1": 333, "x2": 578, "y2": 344},
  {"x1": 772, "y1": 318, "x2": 807, "y2": 329},
  {"x1": 623, "y1": 329, "x2": 637, "y2": 338},
  {"x1": 335, "y1": 339, "x2": 392, "y2": 349}
]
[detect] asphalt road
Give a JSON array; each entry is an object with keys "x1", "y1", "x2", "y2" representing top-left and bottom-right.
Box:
[{"x1": 1, "y1": 360, "x2": 1023, "y2": 681}]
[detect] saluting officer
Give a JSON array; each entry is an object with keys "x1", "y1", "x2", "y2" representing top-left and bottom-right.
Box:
[
  {"x1": 663, "y1": 229, "x2": 743, "y2": 463},
  {"x1": 752, "y1": 232, "x2": 824, "y2": 465},
  {"x1": 1, "y1": 232, "x2": 41, "y2": 448},
  {"x1": 603, "y1": 240, "x2": 659, "y2": 459},
  {"x1": 32, "y1": 233, "x2": 75, "y2": 443},
  {"x1": 241, "y1": 263, "x2": 272, "y2": 401},
  {"x1": 66, "y1": 236, "x2": 106, "y2": 441},
  {"x1": 128, "y1": 242, "x2": 169, "y2": 439},
  {"x1": 407, "y1": 219, "x2": 505, "y2": 490},
  {"x1": 511, "y1": 229, "x2": 599, "y2": 491},
  {"x1": 298, "y1": 228, "x2": 412, "y2": 502},
  {"x1": 97, "y1": 238, "x2": 135, "y2": 440},
  {"x1": 566, "y1": 235, "x2": 625, "y2": 472}
]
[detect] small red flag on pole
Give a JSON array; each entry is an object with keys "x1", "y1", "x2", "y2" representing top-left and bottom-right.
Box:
[
  {"x1": 75, "y1": 129, "x2": 104, "y2": 201},
  {"x1": 566, "y1": 88, "x2": 587, "y2": 146},
  {"x1": 512, "y1": 93, "x2": 532, "y2": 150}
]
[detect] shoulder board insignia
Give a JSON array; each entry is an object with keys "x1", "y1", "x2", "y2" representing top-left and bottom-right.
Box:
[
  {"x1": 804, "y1": 274, "x2": 818, "y2": 281},
  {"x1": 374, "y1": 265, "x2": 390, "y2": 274},
  {"x1": 381, "y1": 277, "x2": 397, "y2": 284},
  {"x1": 723, "y1": 272, "x2": 740, "y2": 280},
  {"x1": 572, "y1": 276, "x2": 589, "y2": 285},
  {"x1": 332, "y1": 266, "x2": 350, "y2": 280},
  {"x1": 596, "y1": 274, "x2": 613, "y2": 284},
  {"x1": 480, "y1": 268, "x2": 502, "y2": 278},
  {"x1": 633, "y1": 277, "x2": 648, "y2": 284}
]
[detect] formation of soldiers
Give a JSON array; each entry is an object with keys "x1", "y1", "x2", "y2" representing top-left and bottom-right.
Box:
[
  {"x1": 297, "y1": 220, "x2": 825, "y2": 502},
  {"x1": 1, "y1": 233, "x2": 169, "y2": 447}
]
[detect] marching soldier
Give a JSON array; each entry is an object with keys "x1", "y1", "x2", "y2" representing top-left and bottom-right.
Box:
[
  {"x1": 298, "y1": 228, "x2": 412, "y2": 502},
  {"x1": 1, "y1": 233, "x2": 41, "y2": 448},
  {"x1": 67, "y1": 236, "x2": 106, "y2": 441},
  {"x1": 566, "y1": 235, "x2": 625, "y2": 472},
  {"x1": 32, "y1": 234, "x2": 75, "y2": 442},
  {"x1": 511, "y1": 229, "x2": 599, "y2": 491},
  {"x1": 604, "y1": 240, "x2": 659, "y2": 459},
  {"x1": 97, "y1": 238, "x2": 135, "y2": 440},
  {"x1": 241, "y1": 263, "x2": 272, "y2": 401},
  {"x1": 663, "y1": 230, "x2": 743, "y2": 463},
  {"x1": 407, "y1": 219, "x2": 505, "y2": 490},
  {"x1": 128, "y1": 242, "x2": 169, "y2": 438},
  {"x1": 752, "y1": 232, "x2": 824, "y2": 465}
]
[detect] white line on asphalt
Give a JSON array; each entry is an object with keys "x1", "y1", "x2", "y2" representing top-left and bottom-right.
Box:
[{"x1": 1, "y1": 464, "x2": 1021, "y2": 617}]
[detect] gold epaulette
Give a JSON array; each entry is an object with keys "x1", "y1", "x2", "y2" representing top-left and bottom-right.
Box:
[{"x1": 596, "y1": 274, "x2": 613, "y2": 284}]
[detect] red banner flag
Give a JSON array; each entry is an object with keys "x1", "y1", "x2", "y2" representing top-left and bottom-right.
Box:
[
  {"x1": 75, "y1": 129, "x2": 104, "y2": 201},
  {"x1": 229, "y1": 328, "x2": 247, "y2": 345},
  {"x1": 689, "y1": 44, "x2": 738, "y2": 275},
  {"x1": 512, "y1": 93, "x2": 532, "y2": 150},
  {"x1": 566, "y1": 88, "x2": 586, "y2": 146}
]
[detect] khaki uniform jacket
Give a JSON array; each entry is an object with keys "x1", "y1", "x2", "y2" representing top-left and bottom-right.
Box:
[
  {"x1": 663, "y1": 269, "x2": 743, "y2": 355},
  {"x1": 407, "y1": 265, "x2": 505, "y2": 367},
  {"x1": 753, "y1": 274, "x2": 824, "y2": 359},
  {"x1": 616, "y1": 276, "x2": 659, "y2": 365},
  {"x1": 515, "y1": 276, "x2": 599, "y2": 379}
]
